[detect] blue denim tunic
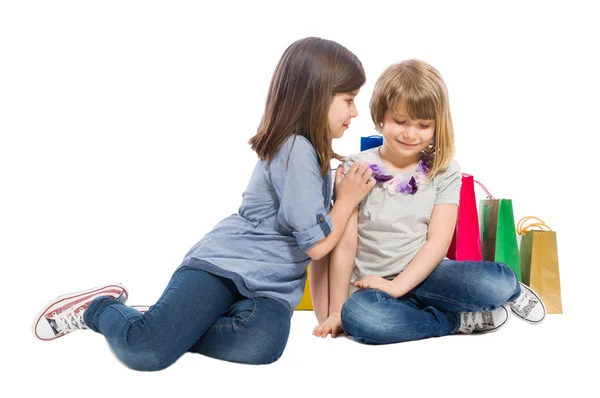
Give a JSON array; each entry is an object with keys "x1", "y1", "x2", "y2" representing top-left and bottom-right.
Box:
[{"x1": 182, "y1": 135, "x2": 333, "y2": 314}]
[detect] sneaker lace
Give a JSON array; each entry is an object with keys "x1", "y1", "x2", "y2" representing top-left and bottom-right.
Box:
[
  {"x1": 54, "y1": 308, "x2": 88, "y2": 333},
  {"x1": 461, "y1": 311, "x2": 486, "y2": 332},
  {"x1": 510, "y1": 291, "x2": 530, "y2": 312}
]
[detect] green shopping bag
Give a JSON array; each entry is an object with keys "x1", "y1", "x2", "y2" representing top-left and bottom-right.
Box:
[{"x1": 478, "y1": 183, "x2": 521, "y2": 281}]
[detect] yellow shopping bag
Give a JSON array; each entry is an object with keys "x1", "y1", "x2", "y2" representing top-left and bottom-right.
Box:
[
  {"x1": 295, "y1": 264, "x2": 313, "y2": 310},
  {"x1": 517, "y1": 216, "x2": 563, "y2": 314}
]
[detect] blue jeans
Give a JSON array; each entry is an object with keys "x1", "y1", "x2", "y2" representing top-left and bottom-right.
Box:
[
  {"x1": 341, "y1": 260, "x2": 520, "y2": 345},
  {"x1": 84, "y1": 264, "x2": 291, "y2": 371}
]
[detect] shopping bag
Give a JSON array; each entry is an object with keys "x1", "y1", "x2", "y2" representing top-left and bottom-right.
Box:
[
  {"x1": 517, "y1": 216, "x2": 563, "y2": 314},
  {"x1": 295, "y1": 266, "x2": 313, "y2": 310},
  {"x1": 360, "y1": 135, "x2": 383, "y2": 151},
  {"x1": 446, "y1": 173, "x2": 482, "y2": 261},
  {"x1": 479, "y1": 186, "x2": 521, "y2": 281}
]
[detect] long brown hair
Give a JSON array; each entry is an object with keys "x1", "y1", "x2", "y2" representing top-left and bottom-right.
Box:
[
  {"x1": 370, "y1": 59, "x2": 455, "y2": 179},
  {"x1": 249, "y1": 37, "x2": 365, "y2": 175}
]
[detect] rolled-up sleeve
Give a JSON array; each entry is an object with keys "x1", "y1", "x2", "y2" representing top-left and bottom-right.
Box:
[{"x1": 270, "y1": 136, "x2": 333, "y2": 253}]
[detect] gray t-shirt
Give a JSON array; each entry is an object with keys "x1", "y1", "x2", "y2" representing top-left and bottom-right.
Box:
[{"x1": 341, "y1": 147, "x2": 462, "y2": 295}]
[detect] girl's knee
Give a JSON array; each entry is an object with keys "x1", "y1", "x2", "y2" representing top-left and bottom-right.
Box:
[
  {"x1": 219, "y1": 331, "x2": 288, "y2": 365},
  {"x1": 341, "y1": 294, "x2": 368, "y2": 334},
  {"x1": 341, "y1": 313, "x2": 396, "y2": 345},
  {"x1": 341, "y1": 291, "x2": 399, "y2": 344},
  {"x1": 114, "y1": 346, "x2": 175, "y2": 372},
  {"x1": 235, "y1": 316, "x2": 290, "y2": 365},
  {"x1": 341, "y1": 290, "x2": 373, "y2": 327},
  {"x1": 484, "y1": 263, "x2": 519, "y2": 307},
  {"x1": 240, "y1": 346, "x2": 286, "y2": 365}
]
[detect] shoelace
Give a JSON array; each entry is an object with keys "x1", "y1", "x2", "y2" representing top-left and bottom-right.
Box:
[
  {"x1": 461, "y1": 311, "x2": 490, "y2": 332},
  {"x1": 510, "y1": 291, "x2": 530, "y2": 312},
  {"x1": 54, "y1": 308, "x2": 88, "y2": 334}
]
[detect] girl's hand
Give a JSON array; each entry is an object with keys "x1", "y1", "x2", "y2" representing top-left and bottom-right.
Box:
[
  {"x1": 313, "y1": 312, "x2": 344, "y2": 338},
  {"x1": 354, "y1": 275, "x2": 399, "y2": 298},
  {"x1": 335, "y1": 162, "x2": 376, "y2": 208}
]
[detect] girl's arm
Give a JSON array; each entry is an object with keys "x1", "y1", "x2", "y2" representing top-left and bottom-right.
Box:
[
  {"x1": 269, "y1": 138, "x2": 373, "y2": 263},
  {"x1": 309, "y1": 254, "x2": 330, "y2": 324},
  {"x1": 328, "y1": 208, "x2": 358, "y2": 315},
  {"x1": 313, "y1": 208, "x2": 358, "y2": 338},
  {"x1": 389, "y1": 203, "x2": 458, "y2": 296},
  {"x1": 306, "y1": 164, "x2": 373, "y2": 261}
]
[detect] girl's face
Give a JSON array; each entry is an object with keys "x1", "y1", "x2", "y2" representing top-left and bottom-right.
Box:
[
  {"x1": 328, "y1": 90, "x2": 359, "y2": 139},
  {"x1": 381, "y1": 100, "x2": 435, "y2": 162}
]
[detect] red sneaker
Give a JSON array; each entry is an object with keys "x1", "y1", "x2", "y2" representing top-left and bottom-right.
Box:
[{"x1": 33, "y1": 283, "x2": 128, "y2": 341}]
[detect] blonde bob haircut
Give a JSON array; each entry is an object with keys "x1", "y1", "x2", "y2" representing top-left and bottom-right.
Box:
[{"x1": 369, "y1": 59, "x2": 455, "y2": 179}]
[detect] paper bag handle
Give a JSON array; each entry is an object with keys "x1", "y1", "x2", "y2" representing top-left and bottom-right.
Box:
[
  {"x1": 462, "y1": 173, "x2": 494, "y2": 199},
  {"x1": 517, "y1": 216, "x2": 553, "y2": 234}
]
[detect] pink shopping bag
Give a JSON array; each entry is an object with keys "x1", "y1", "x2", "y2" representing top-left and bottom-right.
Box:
[{"x1": 446, "y1": 173, "x2": 483, "y2": 261}]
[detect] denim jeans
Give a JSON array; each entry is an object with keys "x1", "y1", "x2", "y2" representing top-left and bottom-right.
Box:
[
  {"x1": 341, "y1": 260, "x2": 520, "y2": 345},
  {"x1": 83, "y1": 264, "x2": 292, "y2": 371}
]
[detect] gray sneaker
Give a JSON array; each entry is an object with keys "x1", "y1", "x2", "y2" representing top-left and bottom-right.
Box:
[
  {"x1": 456, "y1": 305, "x2": 510, "y2": 334},
  {"x1": 507, "y1": 282, "x2": 546, "y2": 324}
]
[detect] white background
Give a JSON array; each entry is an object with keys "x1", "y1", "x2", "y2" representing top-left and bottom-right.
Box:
[{"x1": 1, "y1": 1, "x2": 598, "y2": 396}]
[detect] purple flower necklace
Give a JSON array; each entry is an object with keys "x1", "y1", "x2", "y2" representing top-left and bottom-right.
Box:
[{"x1": 368, "y1": 160, "x2": 430, "y2": 195}]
